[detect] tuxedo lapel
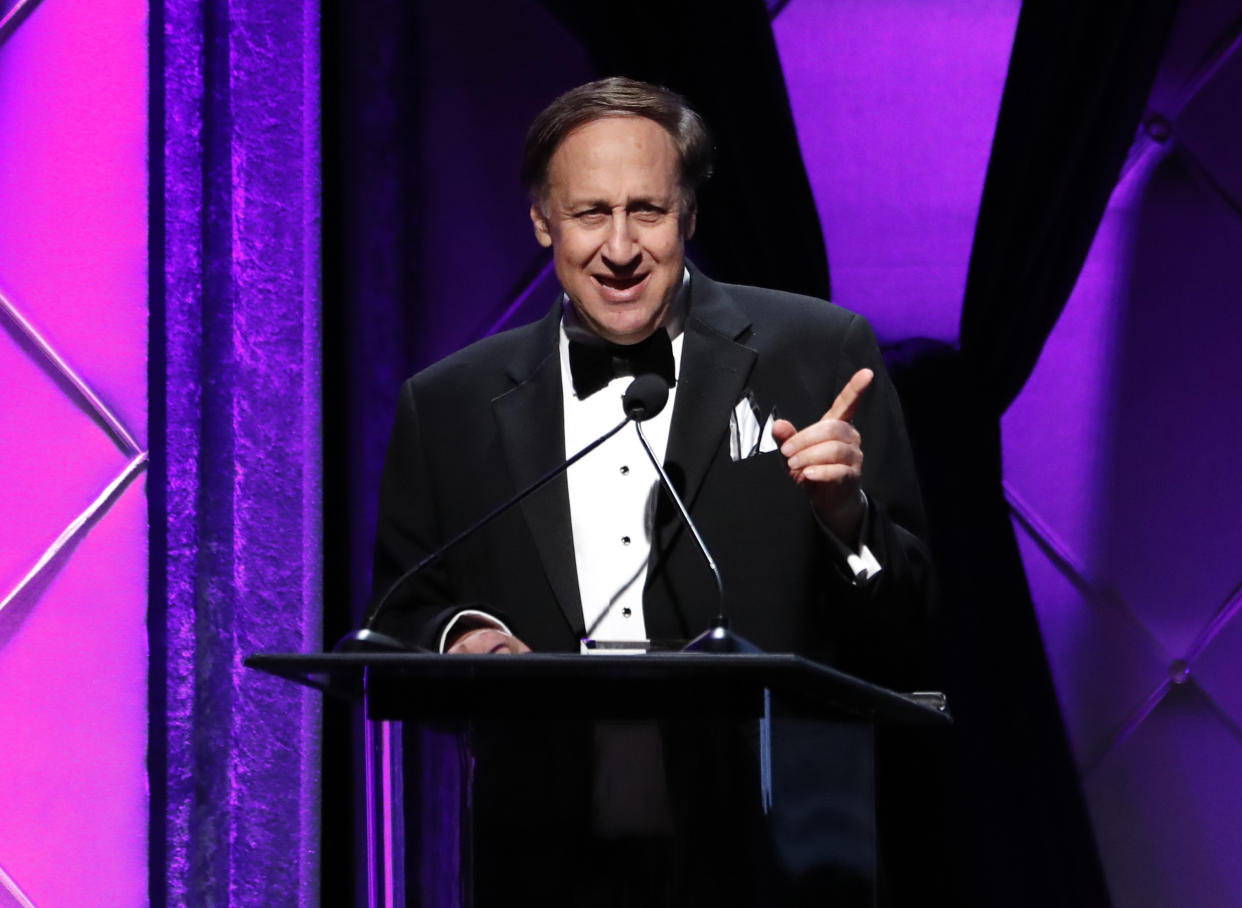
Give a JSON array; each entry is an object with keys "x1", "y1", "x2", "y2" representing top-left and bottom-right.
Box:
[
  {"x1": 663, "y1": 269, "x2": 757, "y2": 510},
  {"x1": 646, "y1": 270, "x2": 757, "y2": 637},
  {"x1": 492, "y1": 306, "x2": 585, "y2": 638}
]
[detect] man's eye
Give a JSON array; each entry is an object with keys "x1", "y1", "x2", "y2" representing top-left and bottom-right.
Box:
[{"x1": 631, "y1": 209, "x2": 665, "y2": 224}]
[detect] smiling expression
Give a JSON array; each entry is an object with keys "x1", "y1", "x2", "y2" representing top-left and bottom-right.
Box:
[{"x1": 530, "y1": 116, "x2": 695, "y2": 345}]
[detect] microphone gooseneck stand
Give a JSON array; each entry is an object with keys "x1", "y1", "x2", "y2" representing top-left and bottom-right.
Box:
[
  {"x1": 338, "y1": 371, "x2": 758, "y2": 654},
  {"x1": 630, "y1": 415, "x2": 758, "y2": 654},
  {"x1": 336, "y1": 374, "x2": 674, "y2": 653}
]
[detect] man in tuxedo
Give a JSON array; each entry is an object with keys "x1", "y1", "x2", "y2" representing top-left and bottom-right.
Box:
[
  {"x1": 371, "y1": 77, "x2": 931, "y2": 669},
  {"x1": 369, "y1": 77, "x2": 934, "y2": 904}
]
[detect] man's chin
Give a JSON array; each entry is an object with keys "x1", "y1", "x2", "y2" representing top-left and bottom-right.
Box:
[
  {"x1": 571, "y1": 300, "x2": 657, "y2": 344},
  {"x1": 596, "y1": 319, "x2": 661, "y2": 345}
]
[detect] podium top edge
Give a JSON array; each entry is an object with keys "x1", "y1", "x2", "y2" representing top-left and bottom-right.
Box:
[{"x1": 244, "y1": 651, "x2": 951, "y2": 727}]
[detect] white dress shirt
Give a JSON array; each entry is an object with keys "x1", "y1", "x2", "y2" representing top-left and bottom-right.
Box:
[{"x1": 559, "y1": 314, "x2": 683, "y2": 652}]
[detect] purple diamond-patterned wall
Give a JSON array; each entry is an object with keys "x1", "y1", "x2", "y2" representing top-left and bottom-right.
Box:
[
  {"x1": 1004, "y1": 23, "x2": 1242, "y2": 900},
  {"x1": 0, "y1": 0, "x2": 149, "y2": 905},
  {"x1": 4, "y1": 0, "x2": 324, "y2": 901}
]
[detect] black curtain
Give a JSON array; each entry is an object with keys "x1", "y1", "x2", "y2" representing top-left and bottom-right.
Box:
[
  {"x1": 889, "y1": 2, "x2": 1180, "y2": 906},
  {"x1": 321, "y1": 1, "x2": 422, "y2": 903},
  {"x1": 961, "y1": 0, "x2": 1182, "y2": 412},
  {"x1": 544, "y1": 1, "x2": 1181, "y2": 905}
]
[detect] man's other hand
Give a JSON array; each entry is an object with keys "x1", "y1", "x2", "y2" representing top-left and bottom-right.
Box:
[
  {"x1": 771, "y1": 367, "x2": 873, "y2": 548},
  {"x1": 446, "y1": 627, "x2": 532, "y2": 655}
]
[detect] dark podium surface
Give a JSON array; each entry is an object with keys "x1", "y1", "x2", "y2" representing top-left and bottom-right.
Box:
[
  {"x1": 244, "y1": 651, "x2": 950, "y2": 726},
  {"x1": 247, "y1": 651, "x2": 950, "y2": 907}
]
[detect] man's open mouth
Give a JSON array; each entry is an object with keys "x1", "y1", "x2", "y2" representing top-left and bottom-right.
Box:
[
  {"x1": 595, "y1": 273, "x2": 645, "y2": 290},
  {"x1": 593, "y1": 273, "x2": 649, "y2": 299}
]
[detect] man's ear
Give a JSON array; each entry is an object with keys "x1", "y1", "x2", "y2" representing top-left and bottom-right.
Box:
[{"x1": 530, "y1": 203, "x2": 553, "y2": 248}]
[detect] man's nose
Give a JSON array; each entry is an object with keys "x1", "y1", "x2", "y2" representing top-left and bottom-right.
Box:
[{"x1": 601, "y1": 212, "x2": 640, "y2": 269}]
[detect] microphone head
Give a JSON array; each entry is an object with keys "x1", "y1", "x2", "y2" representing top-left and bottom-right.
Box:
[{"x1": 623, "y1": 373, "x2": 670, "y2": 421}]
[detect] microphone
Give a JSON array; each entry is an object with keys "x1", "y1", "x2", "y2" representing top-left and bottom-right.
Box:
[
  {"x1": 628, "y1": 382, "x2": 757, "y2": 654},
  {"x1": 335, "y1": 375, "x2": 670, "y2": 652},
  {"x1": 622, "y1": 372, "x2": 669, "y2": 421}
]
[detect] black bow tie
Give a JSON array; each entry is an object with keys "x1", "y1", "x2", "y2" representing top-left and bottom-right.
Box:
[{"x1": 568, "y1": 330, "x2": 675, "y2": 399}]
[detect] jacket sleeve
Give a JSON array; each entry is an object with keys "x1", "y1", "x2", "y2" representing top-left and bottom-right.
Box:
[
  {"x1": 827, "y1": 313, "x2": 938, "y2": 690},
  {"x1": 366, "y1": 378, "x2": 507, "y2": 650}
]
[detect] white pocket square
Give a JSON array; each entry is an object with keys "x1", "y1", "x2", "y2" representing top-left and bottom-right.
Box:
[{"x1": 729, "y1": 393, "x2": 779, "y2": 462}]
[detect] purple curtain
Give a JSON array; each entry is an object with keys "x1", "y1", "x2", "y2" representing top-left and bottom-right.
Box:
[
  {"x1": 890, "y1": 2, "x2": 1181, "y2": 905},
  {"x1": 153, "y1": 0, "x2": 322, "y2": 904}
]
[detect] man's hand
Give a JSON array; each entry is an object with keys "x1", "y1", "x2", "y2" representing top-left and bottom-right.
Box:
[
  {"x1": 771, "y1": 368, "x2": 873, "y2": 548},
  {"x1": 446, "y1": 627, "x2": 532, "y2": 655}
]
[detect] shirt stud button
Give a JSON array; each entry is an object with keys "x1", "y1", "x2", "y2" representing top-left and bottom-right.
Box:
[
  {"x1": 621, "y1": 535, "x2": 631, "y2": 545},
  {"x1": 622, "y1": 607, "x2": 632, "y2": 618},
  {"x1": 620, "y1": 465, "x2": 630, "y2": 475}
]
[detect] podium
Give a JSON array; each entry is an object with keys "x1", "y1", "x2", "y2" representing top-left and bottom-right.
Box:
[{"x1": 247, "y1": 652, "x2": 949, "y2": 906}]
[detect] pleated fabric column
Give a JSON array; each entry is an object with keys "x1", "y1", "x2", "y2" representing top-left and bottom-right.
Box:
[{"x1": 157, "y1": 0, "x2": 322, "y2": 903}]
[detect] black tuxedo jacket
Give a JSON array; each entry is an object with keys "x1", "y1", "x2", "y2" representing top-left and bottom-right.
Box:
[{"x1": 370, "y1": 266, "x2": 933, "y2": 690}]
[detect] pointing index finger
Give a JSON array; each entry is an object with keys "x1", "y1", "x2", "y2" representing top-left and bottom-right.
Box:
[{"x1": 824, "y1": 368, "x2": 874, "y2": 423}]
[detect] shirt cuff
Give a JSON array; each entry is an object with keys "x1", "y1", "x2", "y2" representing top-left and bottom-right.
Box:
[
  {"x1": 819, "y1": 491, "x2": 883, "y2": 583},
  {"x1": 438, "y1": 609, "x2": 513, "y2": 652},
  {"x1": 845, "y1": 544, "x2": 882, "y2": 582}
]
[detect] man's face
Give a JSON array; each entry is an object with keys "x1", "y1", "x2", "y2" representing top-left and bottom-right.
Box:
[{"x1": 531, "y1": 116, "x2": 695, "y2": 345}]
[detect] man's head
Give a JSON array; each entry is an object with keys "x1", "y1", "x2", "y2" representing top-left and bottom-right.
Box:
[{"x1": 522, "y1": 78, "x2": 713, "y2": 345}]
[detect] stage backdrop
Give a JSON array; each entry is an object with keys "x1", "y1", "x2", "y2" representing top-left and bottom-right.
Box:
[
  {"x1": 3, "y1": 0, "x2": 323, "y2": 904},
  {"x1": 0, "y1": 0, "x2": 149, "y2": 905},
  {"x1": 156, "y1": 0, "x2": 323, "y2": 904},
  {"x1": 3, "y1": 0, "x2": 1239, "y2": 905},
  {"x1": 328, "y1": 1, "x2": 1241, "y2": 906},
  {"x1": 1001, "y1": 4, "x2": 1242, "y2": 904}
]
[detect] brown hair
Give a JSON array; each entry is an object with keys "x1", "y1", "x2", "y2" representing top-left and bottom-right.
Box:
[{"x1": 521, "y1": 77, "x2": 713, "y2": 210}]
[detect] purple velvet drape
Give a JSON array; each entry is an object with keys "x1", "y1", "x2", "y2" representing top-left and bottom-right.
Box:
[{"x1": 155, "y1": 0, "x2": 322, "y2": 904}]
